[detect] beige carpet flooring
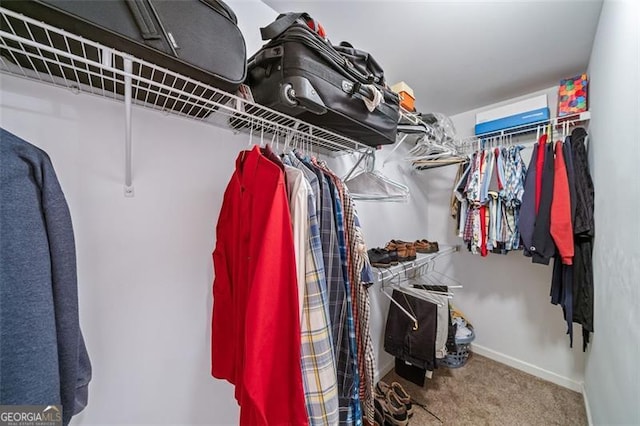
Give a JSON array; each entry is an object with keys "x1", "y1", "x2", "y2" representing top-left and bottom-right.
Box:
[{"x1": 381, "y1": 353, "x2": 587, "y2": 426}]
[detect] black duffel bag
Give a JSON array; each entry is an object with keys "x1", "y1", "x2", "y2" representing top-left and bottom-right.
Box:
[
  {"x1": 2, "y1": 0, "x2": 246, "y2": 116},
  {"x1": 246, "y1": 12, "x2": 399, "y2": 147}
]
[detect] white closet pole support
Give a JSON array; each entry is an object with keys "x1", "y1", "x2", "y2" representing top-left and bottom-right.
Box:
[{"x1": 123, "y1": 57, "x2": 134, "y2": 197}]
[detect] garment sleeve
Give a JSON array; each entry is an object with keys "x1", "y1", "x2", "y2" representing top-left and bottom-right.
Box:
[
  {"x1": 211, "y1": 184, "x2": 237, "y2": 383},
  {"x1": 550, "y1": 143, "x2": 574, "y2": 265},
  {"x1": 42, "y1": 156, "x2": 92, "y2": 425}
]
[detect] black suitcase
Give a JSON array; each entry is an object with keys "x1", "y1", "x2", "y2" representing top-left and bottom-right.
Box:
[
  {"x1": 246, "y1": 13, "x2": 400, "y2": 147},
  {"x1": 1, "y1": 0, "x2": 246, "y2": 116}
]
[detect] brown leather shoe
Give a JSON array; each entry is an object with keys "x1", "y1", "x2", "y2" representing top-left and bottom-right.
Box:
[
  {"x1": 385, "y1": 241, "x2": 410, "y2": 261},
  {"x1": 415, "y1": 239, "x2": 439, "y2": 254},
  {"x1": 405, "y1": 242, "x2": 417, "y2": 260},
  {"x1": 388, "y1": 240, "x2": 416, "y2": 261}
]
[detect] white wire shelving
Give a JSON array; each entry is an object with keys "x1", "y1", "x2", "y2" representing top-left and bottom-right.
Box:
[
  {"x1": 0, "y1": 7, "x2": 372, "y2": 196},
  {"x1": 373, "y1": 245, "x2": 460, "y2": 322},
  {"x1": 373, "y1": 245, "x2": 458, "y2": 282}
]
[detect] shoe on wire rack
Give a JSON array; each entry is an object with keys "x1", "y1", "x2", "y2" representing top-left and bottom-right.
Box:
[
  {"x1": 385, "y1": 240, "x2": 416, "y2": 261},
  {"x1": 368, "y1": 248, "x2": 392, "y2": 268},
  {"x1": 415, "y1": 239, "x2": 439, "y2": 253}
]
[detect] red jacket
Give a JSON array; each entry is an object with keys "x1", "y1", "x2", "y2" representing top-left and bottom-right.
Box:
[
  {"x1": 211, "y1": 146, "x2": 308, "y2": 426},
  {"x1": 550, "y1": 141, "x2": 574, "y2": 264}
]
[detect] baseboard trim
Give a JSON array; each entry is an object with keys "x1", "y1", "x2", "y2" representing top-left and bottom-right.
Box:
[
  {"x1": 582, "y1": 383, "x2": 593, "y2": 426},
  {"x1": 471, "y1": 343, "x2": 583, "y2": 392},
  {"x1": 374, "y1": 358, "x2": 396, "y2": 385}
]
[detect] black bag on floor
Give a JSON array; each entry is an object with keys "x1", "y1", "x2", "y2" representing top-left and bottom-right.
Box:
[
  {"x1": 2, "y1": 0, "x2": 246, "y2": 115},
  {"x1": 246, "y1": 13, "x2": 400, "y2": 147}
]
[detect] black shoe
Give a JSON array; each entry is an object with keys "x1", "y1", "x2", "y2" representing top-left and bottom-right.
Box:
[
  {"x1": 368, "y1": 248, "x2": 392, "y2": 267},
  {"x1": 373, "y1": 396, "x2": 385, "y2": 426},
  {"x1": 387, "y1": 249, "x2": 399, "y2": 265}
]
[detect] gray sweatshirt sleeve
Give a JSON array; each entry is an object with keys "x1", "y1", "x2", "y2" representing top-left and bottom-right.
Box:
[{"x1": 41, "y1": 152, "x2": 92, "y2": 425}]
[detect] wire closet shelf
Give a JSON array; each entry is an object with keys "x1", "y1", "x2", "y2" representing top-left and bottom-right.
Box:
[
  {"x1": 374, "y1": 245, "x2": 458, "y2": 283},
  {"x1": 0, "y1": 7, "x2": 372, "y2": 157}
]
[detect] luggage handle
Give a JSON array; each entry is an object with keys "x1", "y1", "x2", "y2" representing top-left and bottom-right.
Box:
[
  {"x1": 125, "y1": 0, "x2": 162, "y2": 40},
  {"x1": 260, "y1": 12, "x2": 308, "y2": 40}
]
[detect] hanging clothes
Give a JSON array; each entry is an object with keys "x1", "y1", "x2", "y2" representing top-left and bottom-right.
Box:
[
  {"x1": 284, "y1": 164, "x2": 310, "y2": 319},
  {"x1": 565, "y1": 128, "x2": 594, "y2": 350},
  {"x1": 530, "y1": 142, "x2": 556, "y2": 265},
  {"x1": 212, "y1": 145, "x2": 377, "y2": 425},
  {"x1": 452, "y1": 126, "x2": 594, "y2": 350},
  {"x1": 320, "y1": 171, "x2": 362, "y2": 425},
  {"x1": 520, "y1": 141, "x2": 541, "y2": 255},
  {"x1": 314, "y1": 160, "x2": 376, "y2": 424},
  {"x1": 283, "y1": 159, "x2": 340, "y2": 426},
  {"x1": 211, "y1": 145, "x2": 308, "y2": 426},
  {"x1": 0, "y1": 128, "x2": 92, "y2": 426},
  {"x1": 288, "y1": 153, "x2": 356, "y2": 425},
  {"x1": 457, "y1": 143, "x2": 527, "y2": 256},
  {"x1": 550, "y1": 140, "x2": 574, "y2": 265},
  {"x1": 384, "y1": 290, "x2": 438, "y2": 372}
]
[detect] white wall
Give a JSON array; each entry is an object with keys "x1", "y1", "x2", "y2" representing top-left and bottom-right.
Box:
[
  {"x1": 1, "y1": 75, "x2": 240, "y2": 425},
  {"x1": 0, "y1": 1, "x2": 277, "y2": 424},
  {"x1": 584, "y1": 0, "x2": 640, "y2": 424}
]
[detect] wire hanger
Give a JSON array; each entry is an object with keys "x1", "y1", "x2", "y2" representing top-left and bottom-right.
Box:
[
  {"x1": 381, "y1": 267, "x2": 447, "y2": 308},
  {"x1": 343, "y1": 150, "x2": 410, "y2": 201}
]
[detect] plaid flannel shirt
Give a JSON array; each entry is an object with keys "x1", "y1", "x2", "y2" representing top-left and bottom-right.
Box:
[
  {"x1": 284, "y1": 157, "x2": 340, "y2": 426},
  {"x1": 292, "y1": 155, "x2": 354, "y2": 424},
  {"x1": 324, "y1": 175, "x2": 361, "y2": 426},
  {"x1": 318, "y1": 163, "x2": 375, "y2": 424},
  {"x1": 301, "y1": 186, "x2": 340, "y2": 425}
]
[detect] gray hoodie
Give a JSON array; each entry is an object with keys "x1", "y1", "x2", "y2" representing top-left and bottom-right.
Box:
[{"x1": 1, "y1": 128, "x2": 91, "y2": 425}]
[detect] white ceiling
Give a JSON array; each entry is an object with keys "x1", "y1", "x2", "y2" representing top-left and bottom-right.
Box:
[{"x1": 260, "y1": 0, "x2": 603, "y2": 116}]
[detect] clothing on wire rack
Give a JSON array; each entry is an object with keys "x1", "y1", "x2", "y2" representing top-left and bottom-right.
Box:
[
  {"x1": 282, "y1": 157, "x2": 341, "y2": 425},
  {"x1": 384, "y1": 290, "x2": 438, "y2": 372},
  {"x1": 519, "y1": 128, "x2": 595, "y2": 349},
  {"x1": 547, "y1": 127, "x2": 594, "y2": 351},
  {"x1": 211, "y1": 144, "x2": 377, "y2": 426},
  {"x1": 452, "y1": 125, "x2": 594, "y2": 349},
  {"x1": 454, "y1": 144, "x2": 527, "y2": 256},
  {"x1": 211, "y1": 145, "x2": 308, "y2": 426}
]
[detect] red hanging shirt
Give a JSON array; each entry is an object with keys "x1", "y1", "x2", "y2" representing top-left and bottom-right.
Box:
[
  {"x1": 211, "y1": 146, "x2": 308, "y2": 426},
  {"x1": 550, "y1": 141, "x2": 574, "y2": 264}
]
